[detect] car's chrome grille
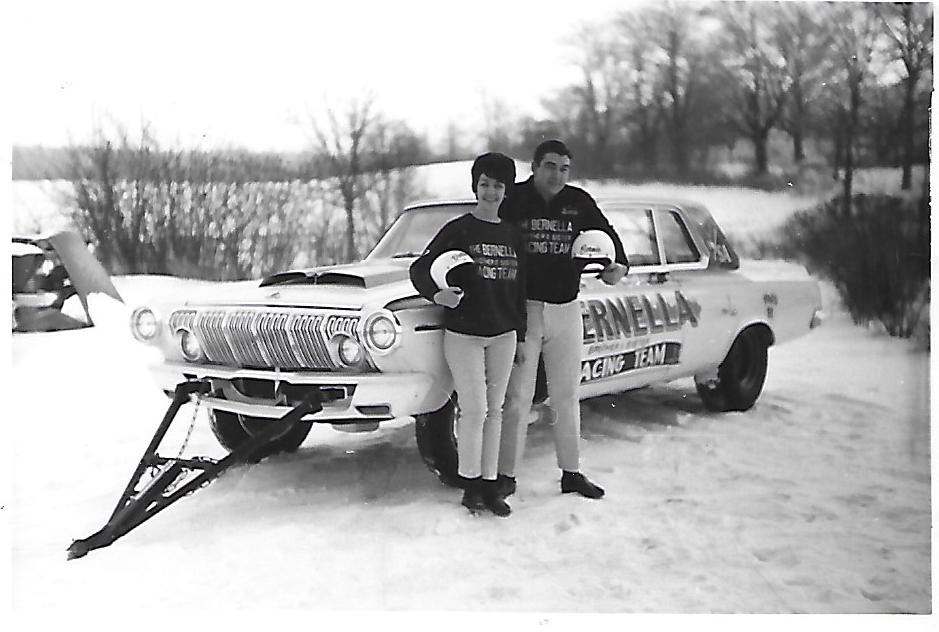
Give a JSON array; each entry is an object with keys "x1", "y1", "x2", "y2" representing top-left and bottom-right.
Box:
[{"x1": 168, "y1": 308, "x2": 360, "y2": 371}]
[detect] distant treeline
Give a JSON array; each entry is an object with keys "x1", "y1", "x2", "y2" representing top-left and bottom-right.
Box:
[
  {"x1": 12, "y1": 1, "x2": 932, "y2": 305},
  {"x1": 12, "y1": 145, "x2": 308, "y2": 181},
  {"x1": 13, "y1": 3, "x2": 933, "y2": 191},
  {"x1": 12, "y1": 144, "x2": 460, "y2": 182},
  {"x1": 482, "y1": 1, "x2": 932, "y2": 193}
]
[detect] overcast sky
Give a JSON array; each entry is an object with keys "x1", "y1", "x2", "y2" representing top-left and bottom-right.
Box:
[{"x1": 8, "y1": 0, "x2": 638, "y2": 153}]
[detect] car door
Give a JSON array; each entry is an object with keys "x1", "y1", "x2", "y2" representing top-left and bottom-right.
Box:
[
  {"x1": 577, "y1": 205, "x2": 689, "y2": 400},
  {"x1": 651, "y1": 205, "x2": 730, "y2": 381}
]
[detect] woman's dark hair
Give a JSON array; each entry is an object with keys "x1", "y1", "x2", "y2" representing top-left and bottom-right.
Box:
[
  {"x1": 471, "y1": 152, "x2": 516, "y2": 193},
  {"x1": 533, "y1": 139, "x2": 572, "y2": 165}
]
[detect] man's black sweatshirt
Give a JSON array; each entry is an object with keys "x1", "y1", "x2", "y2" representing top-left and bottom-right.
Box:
[
  {"x1": 409, "y1": 213, "x2": 527, "y2": 341},
  {"x1": 499, "y1": 177, "x2": 627, "y2": 304}
]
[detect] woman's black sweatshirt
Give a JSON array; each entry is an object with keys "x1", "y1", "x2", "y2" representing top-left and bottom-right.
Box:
[{"x1": 409, "y1": 213, "x2": 527, "y2": 341}]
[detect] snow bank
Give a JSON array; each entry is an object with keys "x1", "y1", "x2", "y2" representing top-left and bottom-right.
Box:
[{"x1": 7, "y1": 275, "x2": 931, "y2": 618}]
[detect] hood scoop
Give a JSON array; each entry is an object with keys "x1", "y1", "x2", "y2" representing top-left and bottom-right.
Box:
[
  {"x1": 259, "y1": 271, "x2": 314, "y2": 287},
  {"x1": 259, "y1": 263, "x2": 410, "y2": 290},
  {"x1": 314, "y1": 272, "x2": 366, "y2": 288}
]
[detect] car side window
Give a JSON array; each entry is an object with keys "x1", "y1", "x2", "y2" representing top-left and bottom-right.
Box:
[
  {"x1": 659, "y1": 211, "x2": 700, "y2": 264},
  {"x1": 609, "y1": 208, "x2": 660, "y2": 266}
]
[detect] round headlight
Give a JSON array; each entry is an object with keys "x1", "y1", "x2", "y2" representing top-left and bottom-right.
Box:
[
  {"x1": 131, "y1": 307, "x2": 159, "y2": 341},
  {"x1": 179, "y1": 329, "x2": 204, "y2": 362},
  {"x1": 337, "y1": 335, "x2": 364, "y2": 367},
  {"x1": 363, "y1": 311, "x2": 400, "y2": 355}
]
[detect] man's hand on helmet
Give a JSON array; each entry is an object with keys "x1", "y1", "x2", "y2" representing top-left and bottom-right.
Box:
[
  {"x1": 599, "y1": 262, "x2": 628, "y2": 285},
  {"x1": 513, "y1": 343, "x2": 527, "y2": 366},
  {"x1": 433, "y1": 287, "x2": 464, "y2": 308}
]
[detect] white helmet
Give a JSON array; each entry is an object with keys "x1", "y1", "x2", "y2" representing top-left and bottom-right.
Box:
[
  {"x1": 571, "y1": 230, "x2": 616, "y2": 271},
  {"x1": 430, "y1": 250, "x2": 475, "y2": 290}
]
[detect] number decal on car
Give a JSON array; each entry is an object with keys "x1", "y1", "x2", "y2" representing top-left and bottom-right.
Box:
[{"x1": 763, "y1": 293, "x2": 779, "y2": 319}]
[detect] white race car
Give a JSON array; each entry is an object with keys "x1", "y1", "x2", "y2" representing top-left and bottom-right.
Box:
[{"x1": 130, "y1": 199, "x2": 822, "y2": 485}]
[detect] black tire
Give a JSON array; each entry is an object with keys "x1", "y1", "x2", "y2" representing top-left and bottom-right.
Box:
[
  {"x1": 414, "y1": 394, "x2": 461, "y2": 488},
  {"x1": 209, "y1": 410, "x2": 313, "y2": 459},
  {"x1": 695, "y1": 328, "x2": 769, "y2": 412},
  {"x1": 414, "y1": 361, "x2": 547, "y2": 487}
]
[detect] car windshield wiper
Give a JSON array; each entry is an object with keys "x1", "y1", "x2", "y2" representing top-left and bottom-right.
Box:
[{"x1": 390, "y1": 251, "x2": 423, "y2": 259}]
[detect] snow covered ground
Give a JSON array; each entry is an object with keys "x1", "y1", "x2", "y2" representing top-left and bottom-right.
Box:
[
  {"x1": 6, "y1": 167, "x2": 933, "y2": 626},
  {"x1": 6, "y1": 271, "x2": 931, "y2": 620}
]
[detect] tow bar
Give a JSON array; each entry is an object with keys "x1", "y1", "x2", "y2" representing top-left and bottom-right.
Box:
[{"x1": 67, "y1": 380, "x2": 322, "y2": 560}]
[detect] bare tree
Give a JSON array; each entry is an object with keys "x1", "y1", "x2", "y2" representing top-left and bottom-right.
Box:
[
  {"x1": 713, "y1": 2, "x2": 791, "y2": 175},
  {"x1": 827, "y1": 2, "x2": 881, "y2": 214},
  {"x1": 562, "y1": 22, "x2": 630, "y2": 175},
  {"x1": 547, "y1": 2, "x2": 733, "y2": 178},
  {"x1": 360, "y1": 118, "x2": 428, "y2": 251},
  {"x1": 646, "y1": 1, "x2": 711, "y2": 177},
  {"x1": 541, "y1": 89, "x2": 589, "y2": 154},
  {"x1": 772, "y1": 1, "x2": 834, "y2": 164},
  {"x1": 480, "y1": 93, "x2": 518, "y2": 153},
  {"x1": 876, "y1": 2, "x2": 933, "y2": 190},
  {"x1": 308, "y1": 97, "x2": 376, "y2": 262},
  {"x1": 442, "y1": 119, "x2": 466, "y2": 161},
  {"x1": 308, "y1": 195, "x2": 346, "y2": 267},
  {"x1": 515, "y1": 115, "x2": 566, "y2": 162},
  {"x1": 68, "y1": 122, "x2": 159, "y2": 274},
  {"x1": 616, "y1": 10, "x2": 665, "y2": 174}
]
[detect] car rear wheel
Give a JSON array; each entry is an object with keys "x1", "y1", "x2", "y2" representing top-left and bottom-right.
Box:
[
  {"x1": 695, "y1": 327, "x2": 769, "y2": 412},
  {"x1": 209, "y1": 410, "x2": 313, "y2": 460},
  {"x1": 414, "y1": 394, "x2": 461, "y2": 488},
  {"x1": 414, "y1": 378, "x2": 548, "y2": 488}
]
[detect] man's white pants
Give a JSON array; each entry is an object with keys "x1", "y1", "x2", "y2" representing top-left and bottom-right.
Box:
[{"x1": 498, "y1": 300, "x2": 582, "y2": 476}]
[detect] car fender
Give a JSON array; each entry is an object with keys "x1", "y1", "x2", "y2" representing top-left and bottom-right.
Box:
[{"x1": 46, "y1": 231, "x2": 124, "y2": 319}]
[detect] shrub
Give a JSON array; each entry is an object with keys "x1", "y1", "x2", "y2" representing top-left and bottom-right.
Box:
[
  {"x1": 67, "y1": 136, "x2": 328, "y2": 281},
  {"x1": 65, "y1": 126, "x2": 425, "y2": 280},
  {"x1": 780, "y1": 192, "x2": 929, "y2": 338}
]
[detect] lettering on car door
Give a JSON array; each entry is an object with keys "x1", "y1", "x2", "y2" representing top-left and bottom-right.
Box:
[{"x1": 579, "y1": 289, "x2": 700, "y2": 384}]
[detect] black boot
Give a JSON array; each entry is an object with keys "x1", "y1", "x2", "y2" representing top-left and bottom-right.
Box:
[
  {"x1": 495, "y1": 474, "x2": 516, "y2": 499},
  {"x1": 561, "y1": 471, "x2": 605, "y2": 499},
  {"x1": 481, "y1": 479, "x2": 512, "y2": 517},
  {"x1": 460, "y1": 476, "x2": 485, "y2": 513}
]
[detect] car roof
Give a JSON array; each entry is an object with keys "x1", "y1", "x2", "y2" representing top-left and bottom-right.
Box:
[
  {"x1": 403, "y1": 200, "x2": 476, "y2": 211},
  {"x1": 403, "y1": 197, "x2": 706, "y2": 212},
  {"x1": 594, "y1": 196, "x2": 705, "y2": 211}
]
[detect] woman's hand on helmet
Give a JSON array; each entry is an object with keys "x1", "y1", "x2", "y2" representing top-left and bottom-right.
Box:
[
  {"x1": 599, "y1": 262, "x2": 628, "y2": 285},
  {"x1": 433, "y1": 287, "x2": 464, "y2": 308}
]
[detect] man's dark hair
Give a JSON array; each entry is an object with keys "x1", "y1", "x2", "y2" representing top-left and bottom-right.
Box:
[
  {"x1": 471, "y1": 152, "x2": 516, "y2": 193},
  {"x1": 533, "y1": 139, "x2": 572, "y2": 165}
]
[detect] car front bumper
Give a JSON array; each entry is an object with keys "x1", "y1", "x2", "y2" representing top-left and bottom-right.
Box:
[{"x1": 149, "y1": 362, "x2": 447, "y2": 424}]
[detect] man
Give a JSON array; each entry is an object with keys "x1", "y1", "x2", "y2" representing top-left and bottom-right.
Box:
[{"x1": 497, "y1": 139, "x2": 628, "y2": 499}]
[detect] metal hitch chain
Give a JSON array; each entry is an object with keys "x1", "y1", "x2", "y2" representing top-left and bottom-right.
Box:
[{"x1": 176, "y1": 395, "x2": 201, "y2": 460}]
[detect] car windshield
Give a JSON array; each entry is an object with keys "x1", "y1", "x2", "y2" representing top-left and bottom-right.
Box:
[{"x1": 365, "y1": 204, "x2": 471, "y2": 261}]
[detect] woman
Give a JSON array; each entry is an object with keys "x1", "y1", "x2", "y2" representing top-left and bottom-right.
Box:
[{"x1": 409, "y1": 152, "x2": 526, "y2": 517}]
